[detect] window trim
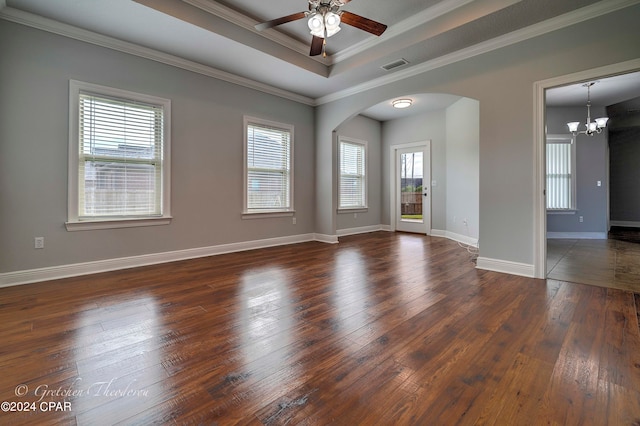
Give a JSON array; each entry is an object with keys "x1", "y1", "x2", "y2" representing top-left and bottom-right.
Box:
[
  {"x1": 66, "y1": 80, "x2": 172, "y2": 231},
  {"x1": 546, "y1": 133, "x2": 576, "y2": 213},
  {"x1": 338, "y1": 136, "x2": 368, "y2": 211},
  {"x1": 242, "y1": 116, "x2": 294, "y2": 218}
]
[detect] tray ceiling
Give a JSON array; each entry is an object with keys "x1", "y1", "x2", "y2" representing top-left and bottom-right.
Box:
[{"x1": 2, "y1": 0, "x2": 638, "y2": 112}]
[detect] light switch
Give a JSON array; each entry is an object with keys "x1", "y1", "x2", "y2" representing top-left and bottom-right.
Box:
[{"x1": 597, "y1": 180, "x2": 601, "y2": 187}]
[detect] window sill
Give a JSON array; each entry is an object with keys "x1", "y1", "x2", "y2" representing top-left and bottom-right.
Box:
[
  {"x1": 337, "y1": 207, "x2": 368, "y2": 214},
  {"x1": 242, "y1": 211, "x2": 295, "y2": 219},
  {"x1": 546, "y1": 210, "x2": 577, "y2": 215},
  {"x1": 65, "y1": 216, "x2": 172, "y2": 231}
]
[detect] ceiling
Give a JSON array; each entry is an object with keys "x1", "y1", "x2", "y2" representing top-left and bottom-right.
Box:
[
  {"x1": 2, "y1": 0, "x2": 639, "y2": 121},
  {"x1": 546, "y1": 72, "x2": 640, "y2": 108}
]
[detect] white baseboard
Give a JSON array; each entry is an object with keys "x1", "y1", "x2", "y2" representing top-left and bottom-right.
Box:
[
  {"x1": 431, "y1": 229, "x2": 478, "y2": 247},
  {"x1": 610, "y1": 221, "x2": 640, "y2": 228},
  {"x1": 546, "y1": 232, "x2": 607, "y2": 239},
  {"x1": 0, "y1": 227, "x2": 532, "y2": 287},
  {"x1": 314, "y1": 233, "x2": 339, "y2": 244},
  {"x1": 337, "y1": 224, "x2": 388, "y2": 237},
  {"x1": 476, "y1": 257, "x2": 535, "y2": 278},
  {"x1": 0, "y1": 233, "x2": 319, "y2": 288}
]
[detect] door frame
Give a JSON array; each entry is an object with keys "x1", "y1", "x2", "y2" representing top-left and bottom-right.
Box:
[
  {"x1": 390, "y1": 141, "x2": 431, "y2": 234},
  {"x1": 532, "y1": 59, "x2": 640, "y2": 279}
]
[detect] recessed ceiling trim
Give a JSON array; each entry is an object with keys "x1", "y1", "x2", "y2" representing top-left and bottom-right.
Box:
[
  {"x1": 317, "y1": 0, "x2": 640, "y2": 105},
  {"x1": 186, "y1": 0, "x2": 485, "y2": 66},
  {"x1": 330, "y1": 0, "x2": 524, "y2": 78},
  {"x1": 183, "y1": 0, "x2": 329, "y2": 65},
  {"x1": 331, "y1": 0, "x2": 479, "y2": 63},
  {"x1": 0, "y1": 6, "x2": 316, "y2": 105}
]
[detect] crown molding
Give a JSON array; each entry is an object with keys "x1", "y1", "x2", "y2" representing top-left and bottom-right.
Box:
[
  {"x1": 0, "y1": 6, "x2": 316, "y2": 106},
  {"x1": 317, "y1": 0, "x2": 640, "y2": 105},
  {"x1": 3, "y1": 0, "x2": 637, "y2": 107}
]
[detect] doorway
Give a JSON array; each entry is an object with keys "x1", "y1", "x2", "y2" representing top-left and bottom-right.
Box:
[
  {"x1": 533, "y1": 59, "x2": 640, "y2": 279},
  {"x1": 390, "y1": 141, "x2": 431, "y2": 234}
]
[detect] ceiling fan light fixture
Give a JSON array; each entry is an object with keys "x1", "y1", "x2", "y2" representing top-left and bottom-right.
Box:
[
  {"x1": 308, "y1": 13, "x2": 324, "y2": 37},
  {"x1": 256, "y1": 0, "x2": 387, "y2": 57},
  {"x1": 324, "y1": 11, "x2": 341, "y2": 36},
  {"x1": 393, "y1": 99, "x2": 412, "y2": 109},
  {"x1": 308, "y1": 10, "x2": 341, "y2": 38}
]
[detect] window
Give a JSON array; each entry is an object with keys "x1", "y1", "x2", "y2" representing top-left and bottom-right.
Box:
[
  {"x1": 546, "y1": 134, "x2": 576, "y2": 211},
  {"x1": 244, "y1": 117, "x2": 293, "y2": 215},
  {"x1": 67, "y1": 80, "x2": 171, "y2": 230},
  {"x1": 339, "y1": 137, "x2": 367, "y2": 209}
]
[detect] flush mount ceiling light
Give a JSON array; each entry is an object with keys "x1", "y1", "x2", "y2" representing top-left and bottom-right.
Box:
[
  {"x1": 567, "y1": 82, "x2": 609, "y2": 136},
  {"x1": 392, "y1": 99, "x2": 413, "y2": 109}
]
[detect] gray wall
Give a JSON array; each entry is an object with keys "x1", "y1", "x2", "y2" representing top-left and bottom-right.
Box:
[
  {"x1": 446, "y1": 98, "x2": 479, "y2": 239},
  {"x1": 609, "y1": 127, "x2": 640, "y2": 224},
  {"x1": 315, "y1": 5, "x2": 640, "y2": 265},
  {"x1": 381, "y1": 109, "x2": 448, "y2": 231},
  {"x1": 546, "y1": 107, "x2": 608, "y2": 234},
  {"x1": 335, "y1": 115, "x2": 382, "y2": 230},
  {"x1": 2, "y1": 5, "x2": 640, "y2": 276},
  {"x1": 0, "y1": 21, "x2": 315, "y2": 273}
]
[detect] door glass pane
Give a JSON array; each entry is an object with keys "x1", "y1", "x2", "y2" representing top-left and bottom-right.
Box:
[{"x1": 400, "y1": 151, "x2": 423, "y2": 222}]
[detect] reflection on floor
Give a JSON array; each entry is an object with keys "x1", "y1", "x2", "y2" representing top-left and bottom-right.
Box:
[{"x1": 547, "y1": 238, "x2": 640, "y2": 292}]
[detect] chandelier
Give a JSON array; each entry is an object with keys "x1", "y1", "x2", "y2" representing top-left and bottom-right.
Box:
[{"x1": 567, "y1": 82, "x2": 609, "y2": 136}]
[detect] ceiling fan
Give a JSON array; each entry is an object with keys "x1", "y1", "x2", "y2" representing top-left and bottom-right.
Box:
[{"x1": 254, "y1": 0, "x2": 387, "y2": 57}]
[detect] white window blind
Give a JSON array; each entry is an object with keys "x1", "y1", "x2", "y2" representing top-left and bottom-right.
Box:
[
  {"x1": 339, "y1": 138, "x2": 367, "y2": 209},
  {"x1": 245, "y1": 119, "x2": 292, "y2": 212},
  {"x1": 78, "y1": 92, "x2": 165, "y2": 218},
  {"x1": 546, "y1": 136, "x2": 575, "y2": 210}
]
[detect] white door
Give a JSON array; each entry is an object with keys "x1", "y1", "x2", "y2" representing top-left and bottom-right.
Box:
[{"x1": 394, "y1": 144, "x2": 431, "y2": 234}]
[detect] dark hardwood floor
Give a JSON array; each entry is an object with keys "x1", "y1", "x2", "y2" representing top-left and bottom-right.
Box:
[{"x1": 1, "y1": 232, "x2": 639, "y2": 425}]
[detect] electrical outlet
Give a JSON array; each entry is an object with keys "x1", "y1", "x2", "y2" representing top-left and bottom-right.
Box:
[
  {"x1": 579, "y1": 216, "x2": 584, "y2": 223},
  {"x1": 34, "y1": 237, "x2": 44, "y2": 249},
  {"x1": 292, "y1": 217, "x2": 296, "y2": 225},
  {"x1": 463, "y1": 219, "x2": 468, "y2": 226}
]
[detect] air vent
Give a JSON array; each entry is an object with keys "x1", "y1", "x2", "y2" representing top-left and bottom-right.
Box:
[{"x1": 381, "y1": 58, "x2": 409, "y2": 71}]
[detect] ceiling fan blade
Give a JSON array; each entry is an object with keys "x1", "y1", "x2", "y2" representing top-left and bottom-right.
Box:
[
  {"x1": 340, "y1": 11, "x2": 387, "y2": 36},
  {"x1": 255, "y1": 12, "x2": 306, "y2": 31},
  {"x1": 310, "y1": 35, "x2": 324, "y2": 56}
]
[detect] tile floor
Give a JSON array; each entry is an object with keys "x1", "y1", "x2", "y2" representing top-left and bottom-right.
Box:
[{"x1": 547, "y1": 238, "x2": 640, "y2": 292}]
